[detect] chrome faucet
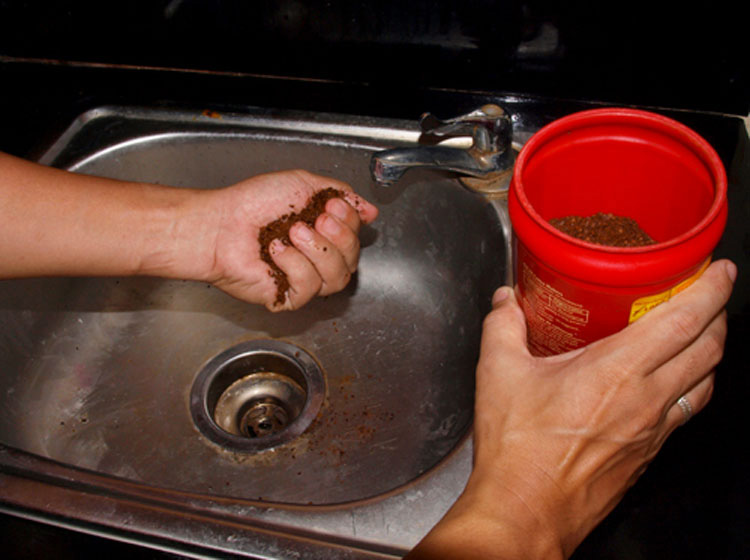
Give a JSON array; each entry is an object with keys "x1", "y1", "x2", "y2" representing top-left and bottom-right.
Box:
[{"x1": 369, "y1": 104, "x2": 515, "y2": 195}]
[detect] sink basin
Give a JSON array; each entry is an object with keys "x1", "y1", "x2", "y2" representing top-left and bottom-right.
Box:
[{"x1": 0, "y1": 106, "x2": 506, "y2": 556}]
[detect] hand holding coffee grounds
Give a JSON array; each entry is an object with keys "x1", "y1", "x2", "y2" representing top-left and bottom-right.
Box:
[
  {"x1": 549, "y1": 212, "x2": 656, "y2": 247},
  {"x1": 258, "y1": 187, "x2": 344, "y2": 306}
]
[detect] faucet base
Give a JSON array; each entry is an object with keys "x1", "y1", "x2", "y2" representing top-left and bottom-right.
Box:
[{"x1": 459, "y1": 167, "x2": 513, "y2": 196}]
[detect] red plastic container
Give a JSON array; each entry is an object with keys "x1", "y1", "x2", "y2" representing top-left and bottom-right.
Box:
[{"x1": 508, "y1": 108, "x2": 728, "y2": 356}]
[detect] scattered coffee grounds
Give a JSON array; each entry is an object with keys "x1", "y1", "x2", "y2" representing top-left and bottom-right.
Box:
[
  {"x1": 549, "y1": 212, "x2": 656, "y2": 247},
  {"x1": 258, "y1": 187, "x2": 344, "y2": 306}
]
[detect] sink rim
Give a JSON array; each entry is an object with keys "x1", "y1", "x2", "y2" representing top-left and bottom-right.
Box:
[{"x1": 0, "y1": 431, "x2": 474, "y2": 558}]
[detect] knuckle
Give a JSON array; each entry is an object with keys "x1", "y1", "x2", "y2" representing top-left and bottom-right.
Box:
[
  {"x1": 324, "y1": 268, "x2": 352, "y2": 294},
  {"x1": 694, "y1": 328, "x2": 726, "y2": 372},
  {"x1": 597, "y1": 357, "x2": 637, "y2": 385},
  {"x1": 482, "y1": 309, "x2": 502, "y2": 332},
  {"x1": 346, "y1": 255, "x2": 359, "y2": 274},
  {"x1": 665, "y1": 305, "x2": 703, "y2": 341},
  {"x1": 336, "y1": 269, "x2": 353, "y2": 290},
  {"x1": 290, "y1": 169, "x2": 316, "y2": 184},
  {"x1": 482, "y1": 303, "x2": 520, "y2": 332},
  {"x1": 677, "y1": 312, "x2": 727, "y2": 374},
  {"x1": 621, "y1": 404, "x2": 664, "y2": 441},
  {"x1": 287, "y1": 265, "x2": 321, "y2": 300},
  {"x1": 336, "y1": 227, "x2": 360, "y2": 254},
  {"x1": 715, "y1": 268, "x2": 735, "y2": 303}
]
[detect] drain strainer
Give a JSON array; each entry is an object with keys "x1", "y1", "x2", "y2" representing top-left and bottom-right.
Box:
[{"x1": 190, "y1": 340, "x2": 325, "y2": 452}]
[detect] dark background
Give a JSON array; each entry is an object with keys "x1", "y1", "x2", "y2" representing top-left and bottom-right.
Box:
[
  {"x1": 1, "y1": 1, "x2": 748, "y2": 559},
  {"x1": 0, "y1": 0, "x2": 748, "y2": 116}
]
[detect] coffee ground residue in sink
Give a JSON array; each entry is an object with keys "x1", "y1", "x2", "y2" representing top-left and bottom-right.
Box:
[
  {"x1": 549, "y1": 212, "x2": 656, "y2": 247},
  {"x1": 259, "y1": 188, "x2": 344, "y2": 306}
]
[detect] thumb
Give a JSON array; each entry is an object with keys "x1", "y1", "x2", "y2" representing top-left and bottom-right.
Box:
[{"x1": 480, "y1": 286, "x2": 532, "y2": 362}]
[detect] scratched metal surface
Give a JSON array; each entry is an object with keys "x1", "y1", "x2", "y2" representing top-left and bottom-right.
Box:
[{"x1": 0, "y1": 106, "x2": 507, "y2": 555}]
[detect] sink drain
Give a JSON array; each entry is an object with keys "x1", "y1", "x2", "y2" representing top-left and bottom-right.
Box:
[
  {"x1": 190, "y1": 340, "x2": 325, "y2": 452},
  {"x1": 214, "y1": 372, "x2": 305, "y2": 438}
]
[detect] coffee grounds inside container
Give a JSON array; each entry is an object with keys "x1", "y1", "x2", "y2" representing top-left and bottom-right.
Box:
[{"x1": 549, "y1": 212, "x2": 656, "y2": 247}]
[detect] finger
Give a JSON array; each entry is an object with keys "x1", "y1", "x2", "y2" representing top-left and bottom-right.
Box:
[
  {"x1": 340, "y1": 191, "x2": 379, "y2": 225},
  {"x1": 479, "y1": 286, "x2": 533, "y2": 366},
  {"x1": 294, "y1": 171, "x2": 378, "y2": 225},
  {"x1": 651, "y1": 309, "x2": 727, "y2": 400},
  {"x1": 315, "y1": 212, "x2": 361, "y2": 273},
  {"x1": 588, "y1": 259, "x2": 736, "y2": 378},
  {"x1": 665, "y1": 373, "x2": 715, "y2": 431},
  {"x1": 324, "y1": 197, "x2": 362, "y2": 234},
  {"x1": 290, "y1": 221, "x2": 353, "y2": 295},
  {"x1": 267, "y1": 238, "x2": 321, "y2": 311}
]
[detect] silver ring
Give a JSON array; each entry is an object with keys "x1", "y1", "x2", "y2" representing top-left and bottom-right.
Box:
[{"x1": 677, "y1": 396, "x2": 693, "y2": 425}]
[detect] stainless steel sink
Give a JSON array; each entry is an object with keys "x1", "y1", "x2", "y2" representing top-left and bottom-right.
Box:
[{"x1": 0, "y1": 106, "x2": 507, "y2": 558}]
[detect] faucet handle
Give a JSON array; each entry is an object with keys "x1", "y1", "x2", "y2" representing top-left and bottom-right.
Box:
[{"x1": 419, "y1": 104, "x2": 512, "y2": 153}]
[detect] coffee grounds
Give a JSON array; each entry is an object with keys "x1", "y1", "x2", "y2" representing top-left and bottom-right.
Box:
[
  {"x1": 259, "y1": 187, "x2": 344, "y2": 306},
  {"x1": 549, "y1": 212, "x2": 656, "y2": 247}
]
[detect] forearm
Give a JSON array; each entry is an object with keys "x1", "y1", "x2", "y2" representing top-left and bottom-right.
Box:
[{"x1": 0, "y1": 152, "x2": 214, "y2": 280}]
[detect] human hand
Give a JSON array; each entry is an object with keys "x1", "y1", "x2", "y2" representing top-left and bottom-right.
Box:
[
  {"x1": 0, "y1": 153, "x2": 378, "y2": 296},
  {"x1": 177, "y1": 170, "x2": 377, "y2": 311},
  {"x1": 407, "y1": 259, "x2": 736, "y2": 560}
]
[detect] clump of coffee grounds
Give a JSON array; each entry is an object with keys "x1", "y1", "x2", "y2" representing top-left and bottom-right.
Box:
[
  {"x1": 549, "y1": 212, "x2": 656, "y2": 247},
  {"x1": 259, "y1": 187, "x2": 344, "y2": 306}
]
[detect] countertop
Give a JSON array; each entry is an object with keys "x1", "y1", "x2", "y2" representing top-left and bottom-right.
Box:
[{"x1": 0, "y1": 59, "x2": 748, "y2": 559}]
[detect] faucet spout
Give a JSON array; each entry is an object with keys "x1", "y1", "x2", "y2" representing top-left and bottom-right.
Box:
[
  {"x1": 369, "y1": 104, "x2": 515, "y2": 194},
  {"x1": 371, "y1": 145, "x2": 500, "y2": 186}
]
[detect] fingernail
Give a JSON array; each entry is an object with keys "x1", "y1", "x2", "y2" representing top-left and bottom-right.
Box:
[
  {"x1": 492, "y1": 286, "x2": 511, "y2": 307},
  {"x1": 292, "y1": 222, "x2": 314, "y2": 242},
  {"x1": 725, "y1": 260, "x2": 738, "y2": 283},
  {"x1": 343, "y1": 192, "x2": 367, "y2": 214},
  {"x1": 270, "y1": 238, "x2": 286, "y2": 255},
  {"x1": 327, "y1": 198, "x2": 350, "y2": 221}
]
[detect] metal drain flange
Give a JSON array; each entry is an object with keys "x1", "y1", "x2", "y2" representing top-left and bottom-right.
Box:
[{"x1": 190, "y1": 340, "x2": 325, "y2": 452}]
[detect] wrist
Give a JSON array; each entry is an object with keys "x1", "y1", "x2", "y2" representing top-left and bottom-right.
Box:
[
  {"x1": 462, "y1": 473, "x2": 565, "y2": 560},
  {"x1": 408, "y1": 471, "x2": 564, "y2": 560},
  {"x1": 132, "y1": 184, "x2": 219, "y2": 283}
]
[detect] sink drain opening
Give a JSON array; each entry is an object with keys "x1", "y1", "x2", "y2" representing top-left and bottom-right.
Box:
[
  {"x1": 214, "y1": 371, "x2": 306, "y2": 438},
  {"x1": 238, "y1": 396, "x2": 291, "y2": 438},
  {"x1": 190, "y1": 340, "x2": 325, "y2": 452}
]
